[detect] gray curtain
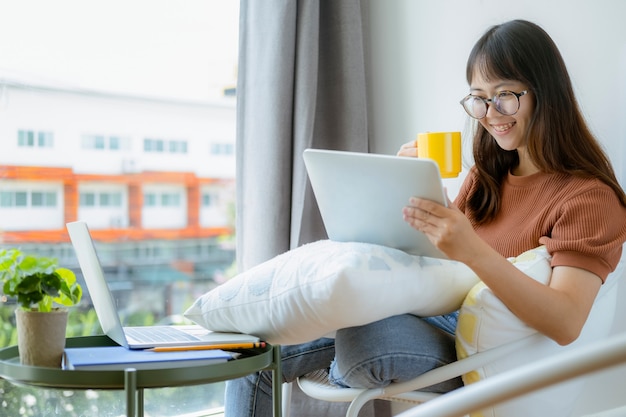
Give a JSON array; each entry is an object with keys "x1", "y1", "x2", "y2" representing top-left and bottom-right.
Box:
[
  {"x1": 236, "y1": 4, "x2": 390, "y2": 414},
  {"x1": 236, "y1": 0, "x2": 370, "y2": 271}
]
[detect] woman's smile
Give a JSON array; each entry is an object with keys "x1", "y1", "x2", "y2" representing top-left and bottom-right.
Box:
[{"x1": 491, "y1": 121, "x2": 516, "y2": 133}]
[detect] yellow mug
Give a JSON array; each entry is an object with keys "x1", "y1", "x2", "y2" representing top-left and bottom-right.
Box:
[{"x1": 417, "y1": 131, "x2": 462, "y2": 178}]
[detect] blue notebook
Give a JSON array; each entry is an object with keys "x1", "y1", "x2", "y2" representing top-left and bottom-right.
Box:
[{"x1": 63, "y1": 346, "x2": 234, "y2": 370}]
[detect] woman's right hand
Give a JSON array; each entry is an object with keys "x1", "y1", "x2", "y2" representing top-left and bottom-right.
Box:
[{"x1": 397, "y1": 140, "x2": 418, "y2": 157}]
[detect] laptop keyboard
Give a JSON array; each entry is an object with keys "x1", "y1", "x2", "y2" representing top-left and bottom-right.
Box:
[{"x1": 124, "y1": 326, "x2": 200, "y2": 343}]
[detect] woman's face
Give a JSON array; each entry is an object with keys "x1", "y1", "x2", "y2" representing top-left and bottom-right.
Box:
[{"x1": 469, "y1": 72, "x2": 534, "y2": 153}]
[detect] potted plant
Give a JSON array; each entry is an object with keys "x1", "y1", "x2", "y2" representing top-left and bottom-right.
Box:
[{"x1": 0, "y1": 248, "x2": 82, "y2": 367}]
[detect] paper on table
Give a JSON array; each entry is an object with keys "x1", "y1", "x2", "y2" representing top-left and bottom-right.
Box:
[{"x1": 63, "y1": 346, "x2": 234, "y2": 371}]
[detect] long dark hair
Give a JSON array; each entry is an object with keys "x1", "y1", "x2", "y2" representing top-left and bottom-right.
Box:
[{"x1": 465, "y1": 19, "x2": 626, "y2": 224}]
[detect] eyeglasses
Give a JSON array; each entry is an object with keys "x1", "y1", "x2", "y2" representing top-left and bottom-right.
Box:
[{"x1": 459, "y1": 90, "x2": 528, "y2": 119}]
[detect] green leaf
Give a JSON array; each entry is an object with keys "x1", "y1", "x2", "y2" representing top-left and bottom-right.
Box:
[
  {"x1": 15, "y1": 275, "x2": 43, "y2": 295},
  {"x1": 54, "y1": 268, "x2": 82, "y2": 306},
  {"x1": 40, "y1": 273, "x2": 62, "y2": 296},
  {"x1": 0, "y1": 248, "x2": 82, "y2": 311}
]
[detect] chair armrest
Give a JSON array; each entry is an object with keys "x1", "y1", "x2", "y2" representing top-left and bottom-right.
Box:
[
  {"x1": 343, "y1": 334, "x2": 543, "y2": 416},
  {"x1": 395, "y1": 332, "x2": 626, "y2": 417}
]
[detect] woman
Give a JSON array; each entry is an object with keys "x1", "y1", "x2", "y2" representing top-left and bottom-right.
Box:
[{"x1": 225, "y1": 19, "x2": 626, "y2": 416}]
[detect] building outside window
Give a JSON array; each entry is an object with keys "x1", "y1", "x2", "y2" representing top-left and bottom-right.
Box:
[
  {"x1": 109, "y1": 135, "x2": 122, "y2": 150},
  {"x1": 210, "y1": 142, "x2": 235, "y2": 156},
  {"x1": 169, "y1": 139, "x2": 188, "y2": 154},
  {"x1": 18, "y1": 129, "x2": 54, "y2": 148},
  {"x1": 82, "y1": 134, "x2": 131, "y2": 151},
  {"x1": 17, "y1": 129, "x2": 34, "y2": 146},
  {"x1": 79, "y1": 192, "x2": 97, "y2": 207},
  {"x1": 80, "y1": 191, "x2": 122, "y2": 207},
  {"x1": 0, "y1": 2, "x2": 240, "y2": 416},
  {"x1": 144, "y1": 138, "x2": 165, "y2": 152},
  {"x1": 38, "y1": 131, "x2": 54, "y2": 147},
  {"x1": 83, "y1": 134, "x2": 106, "y2": 149},
  {"x1": 144, "y1": 192, "x2": 157, "y2": 207},
  {"x1": 0, "y1": 191, "x2": 27, "y2": 207},
  {"x1": 0, "y1": 190, "x2": 57, "y2": 208},
  {"x1": 202, "y1": 191, "x2": 218, "y2": 208},
  {"x1": 144, "y1": 138, "x2": 188, "y2": 154},
  {"x1": 30, "y1": 191, "x2": 56, "y2": 207}
]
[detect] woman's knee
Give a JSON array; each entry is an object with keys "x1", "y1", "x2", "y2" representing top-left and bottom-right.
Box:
[
  {"x1": 329, "y1": 315, "x2": 461, "y2": 391},
  {"x1": 330, "y1": 353, "x2": 455, "y2": 389}
]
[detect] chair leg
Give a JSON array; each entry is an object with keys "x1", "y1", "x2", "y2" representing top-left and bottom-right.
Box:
[{"x1": 282, "y1": 382, "x2": 293, "y2": 417}]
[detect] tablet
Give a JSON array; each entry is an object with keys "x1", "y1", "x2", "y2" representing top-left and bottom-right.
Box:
[{"x1": 303, "y1": 148, "x2": 448, "y2": 259}]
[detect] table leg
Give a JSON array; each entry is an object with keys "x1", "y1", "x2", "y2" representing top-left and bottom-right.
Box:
[
  {"x1": 272, "y1": 345, "x2": 282, "y2": 417},
  {"x1": 137, "y1": 388, "x2": 144, "y2": 417},
  {"x1": 125, "y1": 368, "x2": 137, "y2": 417}
]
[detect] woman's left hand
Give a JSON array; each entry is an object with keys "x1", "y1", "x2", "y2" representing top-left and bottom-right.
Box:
[
  {"x1": 402, "y1": 193, "x2": 486, "y2": 262},
  {"x1": 396, "y1": 140, "x2": 419, "y2": 157}
]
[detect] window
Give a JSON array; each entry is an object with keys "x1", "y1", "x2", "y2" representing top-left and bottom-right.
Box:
[
  {"x1": 202, "y1": 191, "x2": 219, "y2": 207},
  {"x1": 144, "y1": 193, "x2": 157, "y2": 207},
  {"x1": 144, "y1": 138, "x2": 165, "y2": 152},
  {"x1": 0, "y1": 190, "x2": 55, "y2": 208},
  {"x1": 99, "y1": 192, "x2": 122, "y2": 207},
  {"x1": 145, "y1": 138, "x2": 188, "y2": 154},
  {"x1": 210, "y1": 142, "x2": 235, "y2": 156},
  {"x1": 18, "y1": 130, "x2": 53, "y2": 148},
  {"x1": 80, "y1": 191, "x2": 122, "y2": 207},
  {"x1": 0, "y1": 191, "x2": 27, "y2": 207},
  {"x1": 18, "y1": 130, "x2": 34, "y2": 146},
  {"x1": 82, "y1": 134, "x2": 130, "y2": 150},
  {"x1": 109, "y1": 136, "x2": 121, "y2": 150},
  {"x1": 1, "y1": 3, "x2": 239, "y2": 416},
  {"x1": 31, "y1": 191, "x2": 56, "y2": 207},
  {"x1": 37, "y1": 131, "x2": 54, "y2": 147},
  {"x1": 169, "y1": 140, "x2": 188, "y2": 154},
  {"x1": 144, "y1": 191, "x2": 181, "y2": 207},
  {"x1": 82, "y1": 134, "x2": 106, "y2": 149},
  {"x1": 0, "y1": 192, "x2": 10, "y2": 206},
  {"x1": 80, "y1": 192, "x2": 96, "y2": 207},
  {"x1": 15, "y1": 192, "x2": 27, "y2": 206},
  {"x1": 161, "y1": 192, "x2": 181, "y2": 207}
]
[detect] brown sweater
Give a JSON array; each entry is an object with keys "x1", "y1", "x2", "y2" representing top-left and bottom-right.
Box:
[{"x1": 454, "y1": 169, "x2": 626, "y2": 281}]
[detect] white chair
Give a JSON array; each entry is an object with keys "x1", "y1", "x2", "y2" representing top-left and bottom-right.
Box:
[
  {"x1": 285, "y1": 253, "x2": 625, "y2": 417},
  {"x1": 393, "y1": 331, "x2": 626, "y2": 417}
]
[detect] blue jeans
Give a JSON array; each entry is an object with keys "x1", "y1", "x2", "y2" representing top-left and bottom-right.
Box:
[{"x1": 224, "y1": 313, "x2": 461, "y2": 417}]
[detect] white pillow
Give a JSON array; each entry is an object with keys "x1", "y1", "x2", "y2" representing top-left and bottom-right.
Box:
[
  {"x1": 455, "y1": 246, "x2": 585, "y2": 417},
  {"x1": 456, "y1": 246, "x2": 553, "y2": 362},
  {"x1": 184, "y1": 240, "x2": 480, "y2": 345}
]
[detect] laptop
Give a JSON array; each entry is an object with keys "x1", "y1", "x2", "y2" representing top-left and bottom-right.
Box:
[
  {"x1": 303, "y1": 148, "x2": 448, "y2": 259},
  {"x1": 66, "y1": 221, "x2": 260, "y2": 349}
]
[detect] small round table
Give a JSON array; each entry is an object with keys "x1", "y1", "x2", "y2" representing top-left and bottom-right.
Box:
[{"x1": 0, "y1": 335, "x2": 282, "y2": 417}]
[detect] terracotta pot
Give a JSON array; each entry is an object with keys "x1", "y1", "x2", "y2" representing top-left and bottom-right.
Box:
[{"x1": 15, "y1": 308, "x2": 68, "y2": 368}]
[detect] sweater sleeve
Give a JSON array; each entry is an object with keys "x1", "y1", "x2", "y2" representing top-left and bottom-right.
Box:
[{"x1": 538, "y1": 184, "x2": 626, "y2": 281}]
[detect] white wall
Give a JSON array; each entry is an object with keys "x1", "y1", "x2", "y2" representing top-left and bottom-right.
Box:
[
  {"x1": 367, "y1": 1, "x2": 626, "y2": 414},
  {"x1": 368, "y1": 0, "x2": 626, "y2": 195}
]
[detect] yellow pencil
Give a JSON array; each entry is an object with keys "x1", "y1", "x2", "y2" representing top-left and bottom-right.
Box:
[{"x1": 147, "y1": 342, "x2": 266, "y2": 352}]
